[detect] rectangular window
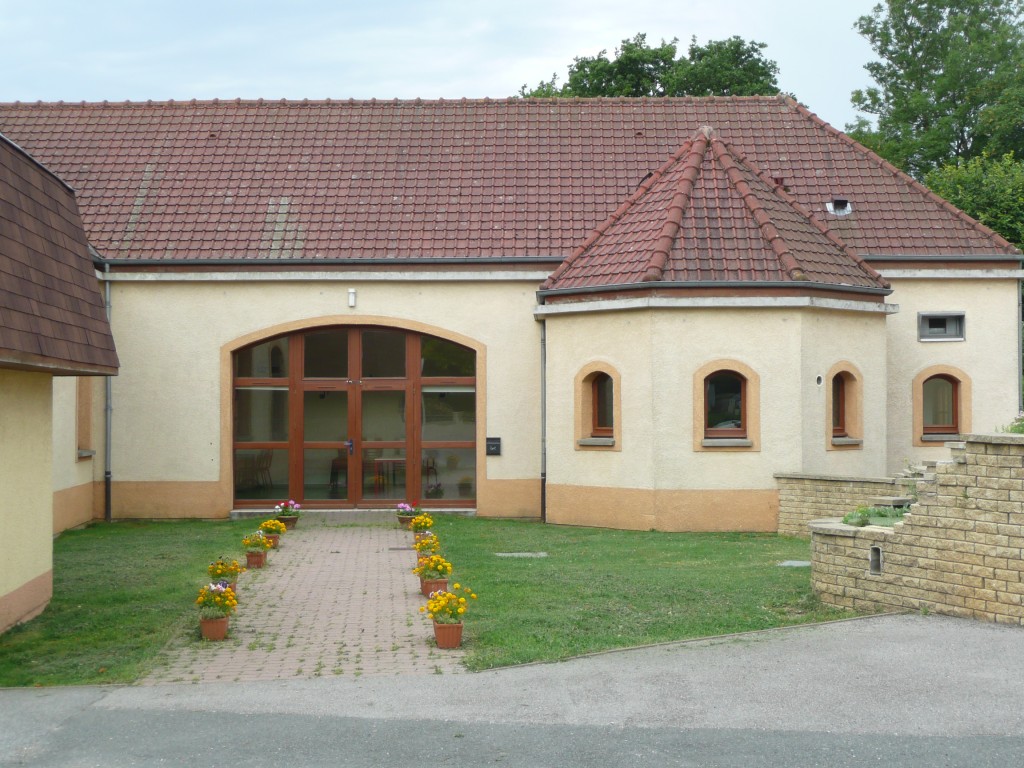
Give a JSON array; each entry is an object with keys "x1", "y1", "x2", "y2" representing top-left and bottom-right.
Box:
[{"x1": 918, "y1": 313, "x2": 965, "y2": 341}]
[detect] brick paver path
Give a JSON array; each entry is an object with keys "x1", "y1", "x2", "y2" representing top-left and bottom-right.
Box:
[{"x1": 142, "y1": 512, "x2": 464, "y2": 684}]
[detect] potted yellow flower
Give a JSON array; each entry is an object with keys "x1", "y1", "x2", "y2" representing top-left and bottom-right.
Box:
[
  {"x1": 410, "y1": 512, "x2": 434, "y2": 539},
  {"x1": 412, "y1": 531, "x2": 440, "y2": 558},
  {"x1": 196, "y1": 582, "x2": 238, "y2": 641},
  {"x1": 242, "y1": 531, "x2": 272, "y2": 568},
  {"x1": 208, "y1": 557, "x2": 245, "y2": 591},
  {"x1": 412, "y1": 554, "x2": 452, "y2": 596},
  {"x1": 420, "y1": 583, "x2": 477, "y2": 648},
  {"x1": 259, "y1": 518, "x2": 287, "y2": 548}
]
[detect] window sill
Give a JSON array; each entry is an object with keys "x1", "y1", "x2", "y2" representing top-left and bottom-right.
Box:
[
  {"x1": 578, "y1": 437, "x2": 615, "y2": 447},
  {"x1": 701, "y1": 438, "x2": 753, "y2": 448},
  {"x1": 77, "y1": 448, "x2": 96, "y2": 460},
  {"x1": 922, "y1": 433, "x2": 959, "y2": 442},
  {"x1": 831, "y1": 437, "x2": 863, "y2": 447}
]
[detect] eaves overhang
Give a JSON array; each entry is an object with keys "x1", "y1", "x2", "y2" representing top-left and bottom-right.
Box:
[{"x1": 537, "y1": 279, "x2": 893, "y2": 303}]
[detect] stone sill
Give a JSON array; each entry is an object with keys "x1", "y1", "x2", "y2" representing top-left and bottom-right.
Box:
[
  {"x1": 701, "y1": 438, "x2": 753, "y2": 448},
  {"x1": 578, "y1": 437, "x2": 615, "y2": 447},
  {"x1": 831, "y1": 437, "x2": 863, "y2": 447}
]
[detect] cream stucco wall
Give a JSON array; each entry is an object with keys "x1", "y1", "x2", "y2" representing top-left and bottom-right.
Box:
[
  {"x1": 103, "y1": 275, "x2": 543, "y2": 518},
  {"x1": 542, "y1": 304, "x2": 889, "y2": 530},
  {"x1": 883, "y1": 277, "x2": 1020, "y2": 471},
  {"x1": 51, "y1": 376, "x2": 105, "y2": 531},
  {"x1": 0, "y1": 369, "x2": 54, "y2": 631},
  {"x1": 798, "y1": 309, "x2": 889, "y2": 477}
]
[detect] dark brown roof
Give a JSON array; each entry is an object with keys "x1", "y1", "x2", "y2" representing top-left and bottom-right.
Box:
[
  {"x1": 0, "y1": 97, "x2": 1016, "y2": 264},
  {"x1": 0, "y1": 133, "x2": 118, "y2": 375},
  {"x1": 543, "y1": 127, "x2": 889, "y2": 294}
]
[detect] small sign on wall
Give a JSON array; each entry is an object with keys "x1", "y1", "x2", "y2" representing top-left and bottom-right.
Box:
[{"x1": 486, "y1": 437, "x2": 501, "y2": 456}]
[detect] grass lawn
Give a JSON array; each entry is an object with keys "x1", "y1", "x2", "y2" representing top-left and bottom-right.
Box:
[
  {"x1": 0, "y1": 519, "x2": 254, "y2": 687},
  {"x1": 0, "y1": 515, "x2": 850, "y2": 686},
  {"x1": 431, "y1": 517, "x2": 850, "y2": 670}
]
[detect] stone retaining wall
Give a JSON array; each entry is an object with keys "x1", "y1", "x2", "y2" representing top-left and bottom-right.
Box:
[
  {"x1": 810, "y1": 435, "x2": 1024, "y2": 625},
  {"x1": 775, "y1": 473, "x2": 900, "y2": 537}
]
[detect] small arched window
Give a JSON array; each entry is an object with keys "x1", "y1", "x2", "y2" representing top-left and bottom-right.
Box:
[
  {"x1": 705, "y1": 370, "x2": 746, "y2": 438},
  {"x1": 832, "y1": 373, "x2": 847, "y2": 437},
  {"x1": 591, "y1": 372, "x2": 614, "y2": 437},
  {"x1": 922, "y1": 374, "x2": 959, "y2": 435}
]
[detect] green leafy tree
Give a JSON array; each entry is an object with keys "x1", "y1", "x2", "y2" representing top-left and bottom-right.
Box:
[
  {"x1": 519, "y1": 33, "x2": 780, "y2": 98},
  {"x1": 925, "y1": 153, "x2": 1024, "y2": 247},
  {"x1": 850, "y1": 0, "x2": 1024, "y2": 179}
]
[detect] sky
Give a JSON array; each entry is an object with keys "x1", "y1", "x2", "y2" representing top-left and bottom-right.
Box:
[{"x1": 1, "y1": 0, "x2": 879, "y2": 130}]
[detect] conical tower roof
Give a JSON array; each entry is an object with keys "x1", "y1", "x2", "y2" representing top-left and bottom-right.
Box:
[{"x1": 542, "y1": 127, "x2": 889, "y2": 295}]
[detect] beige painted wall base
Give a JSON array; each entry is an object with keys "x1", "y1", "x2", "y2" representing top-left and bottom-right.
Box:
[
  {"x1": 52, "y1": 482, "x2": 98, "y2": 533},
  {"x1": 545, "y1": 485, "x2": 778, "y2": 531},
  {"x1": 110, "y1": 481, "x2": 232, "y2": 519},
  {"x1": 477, "y1": 479, "x2": 541, "y2": 519},
  {"x1": 0, "y1": 570, "x2": 52, "y2": 634}
]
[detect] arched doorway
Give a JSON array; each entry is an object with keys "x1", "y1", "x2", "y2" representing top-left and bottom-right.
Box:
[{"x1": 232, "y1": 326, "x2": 476, "y2": 507}]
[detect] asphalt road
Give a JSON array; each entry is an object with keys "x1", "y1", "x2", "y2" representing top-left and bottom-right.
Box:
[{"x1": 2, "y1": 614, "x2": 1023, "y2": 767}]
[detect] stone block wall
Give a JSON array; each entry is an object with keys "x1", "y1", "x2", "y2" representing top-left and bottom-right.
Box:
[
  {"x1": 776, "y1": 473, "x2": 900, "y2": 537},
  {"x1": 810, "y1": 435, "x2": 1024, "y2": 625}
]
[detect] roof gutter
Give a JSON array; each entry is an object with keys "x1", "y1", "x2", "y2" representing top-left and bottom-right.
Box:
[
  {"x1": 537, "y1": 279, "x2": 894, "y2": 300},
  {"x1": 97, "y1": 256, "x2": 565, "y2": 268}
]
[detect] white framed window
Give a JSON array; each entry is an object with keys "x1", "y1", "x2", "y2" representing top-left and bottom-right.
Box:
[{"x1": 918, "y1": 313, "x2": 965, "y2": 341}]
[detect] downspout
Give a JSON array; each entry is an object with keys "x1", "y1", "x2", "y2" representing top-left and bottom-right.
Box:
[
  {"x1": 103, "y1": 263, "x2": 113, "y2": 523},
  {"x1": 1011, "y1": 276, "x2": 1019, "y2": 417},
  {"x1": 539, "y1": 313, "x2": 547, "y2": 524}
]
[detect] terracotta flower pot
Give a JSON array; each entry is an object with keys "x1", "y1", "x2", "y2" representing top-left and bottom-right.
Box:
[
  {"x1": 277, "y1": 515, "x2": 298, "y2": 530},
  {"x1": 397, "y1": 515, "x2": 414, "y2": 530},
  {"x1": 433, "y1": 621, "x2": 463, "y2": 649},
  {"x1": 246, "y1": 550, "x2": 267, "y2": 568},
  {"x1": 200, "y1": 616, "x2": 229, "y2": 641},
  {"x1": 420, "y1": 577, "x2": 448, "y2": 596},
  {"x1": 266, "y1": 533, "x2": 280, "y2": 549}
]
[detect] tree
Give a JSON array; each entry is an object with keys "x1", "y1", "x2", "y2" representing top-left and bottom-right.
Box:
[
  {"x1": 519, "y1": 33, "x2": 780, "y2": 99},
  {"x1": 850, "y1": 0, "x2": 1024, "y2": 179},
  {"x1": 925, "y1": 153, "x2": 1024, "y2": 248}
]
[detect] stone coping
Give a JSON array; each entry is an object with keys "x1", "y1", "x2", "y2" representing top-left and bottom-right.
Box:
[
  {"x1": 807, "y1": 518, "x2": 896, "y2": 538},
  {"x1": 774, "y1": 472, "x2": 895, "y2": 484}
]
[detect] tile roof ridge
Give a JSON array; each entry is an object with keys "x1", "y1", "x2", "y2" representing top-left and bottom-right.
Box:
[
  {"x1": 788, "y1": 99, "x2": 1020, "y2": 256},
  {"x1": 641, "y1": 127, "x2": 711, "y2": 282},
  {"x1": 541, "y1": 133, "x2": 703, "y2": 289},
  {"x1": 708, "y1": 134, "x2": 807, "y2": 282}
]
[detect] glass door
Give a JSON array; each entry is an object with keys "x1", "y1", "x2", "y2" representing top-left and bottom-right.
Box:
[{"x1": 233, "y1": 326, "x2": 476, "y2": 507}]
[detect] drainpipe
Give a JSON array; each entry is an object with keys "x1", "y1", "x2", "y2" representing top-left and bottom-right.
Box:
[
  {"x1": 103, "y1": 263, "x2": 113, "y2": 523},
  {"x1": 539, "y1": 314, "x2": 547, "y2": 523},
  {"x1": 1011, "y1": 278, "x2": 1019, "y2": 415}
]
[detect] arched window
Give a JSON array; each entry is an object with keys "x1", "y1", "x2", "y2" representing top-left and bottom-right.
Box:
[
  {"x1": 922, "y1": 374, "x2": 959, "y2": 435},
  {"x1": 591, "y1": 373, "x2": 614, "y2": 437},
  {"x1": 705, "y1": 370, "x2": 746, "y2": 438},
  {"x1": 832, "y1": 373, "x2": 847, "y2": 437}
]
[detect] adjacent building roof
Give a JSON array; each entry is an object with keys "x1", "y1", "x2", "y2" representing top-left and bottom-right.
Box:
[
  {"x1": 543, "y1": 127, "x2": 889, "y2": 295},
  {"x1": 0, "y1": 133, "x2": 118, "y2": 374},
  {"x1": 0, "y1": 97, "x2": 1016, "y2": 266}
]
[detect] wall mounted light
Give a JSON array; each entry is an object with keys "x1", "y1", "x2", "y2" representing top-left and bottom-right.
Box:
[{"x1": 348, "y1": 288, "x2": 357, "y2": 308}]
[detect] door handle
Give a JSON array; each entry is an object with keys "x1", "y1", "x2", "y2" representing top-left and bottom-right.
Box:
[{"x1": 345, "y1": 439, "x2": 354, "y2": 456}]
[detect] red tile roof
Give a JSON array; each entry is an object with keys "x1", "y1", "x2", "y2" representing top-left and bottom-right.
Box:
[
  {"x1": 543, "y1": 127, "x2": 889, "y2": 293},
  {"x1": 0, "y1": 97, "x2": 1015, "y2": 265},
  {"x1": 0, "y1": 134, "x2": 118, "y2": 374}
]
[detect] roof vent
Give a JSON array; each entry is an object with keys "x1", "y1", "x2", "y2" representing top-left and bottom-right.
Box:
[{"x1": 826, "y1": 198, "x2": 852, "y2": 216}]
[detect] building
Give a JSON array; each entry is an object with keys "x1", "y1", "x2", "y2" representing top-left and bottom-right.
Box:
[
  {"x1": 0, "y1": 133, "x2": 118, "y2": 631},
  {"x1": 0, "y1": 96, "x2": 1018, "y2": 538}
]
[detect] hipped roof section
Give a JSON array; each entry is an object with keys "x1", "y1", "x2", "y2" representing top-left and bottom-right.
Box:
[
  {"x1": 542, "y1": 127, "x2": 889, "y2": 294},
  {"x1": 0, "y1": 132, "x2": 118, "y2": 375},
  {"x1": 0, "y1": 97, "x2": 1017, "y2": 265}
]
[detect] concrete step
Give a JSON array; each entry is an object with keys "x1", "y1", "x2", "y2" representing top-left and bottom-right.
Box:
[{"x1": 867, "y1": 495, "x2": 915, "y2": 508}]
